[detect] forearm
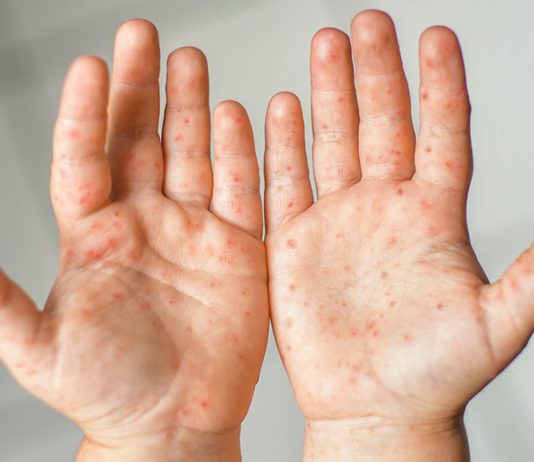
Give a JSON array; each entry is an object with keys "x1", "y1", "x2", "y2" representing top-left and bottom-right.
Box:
[
  {"x1": 76, "y1": 426, "x2": 242, "y2": 462},
  {"x1": 303, "y1": 417, "x2": 469, "y2": 462}
]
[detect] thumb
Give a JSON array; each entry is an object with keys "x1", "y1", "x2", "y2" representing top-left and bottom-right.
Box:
[
  {"x1": 481, "y1": 243, "x2": 534, "y2": 367},
  {"x1": 0, "y1": 268, "x2": 42, "y2": 369}
]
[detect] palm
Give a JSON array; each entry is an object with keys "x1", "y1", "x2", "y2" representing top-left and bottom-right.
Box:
[
  {"x1": 0, "y1": 20, "x2": 267, "y2": 445},
  {"x1": 17, "y1": 194, "x2": 265, "y2": 439},
  {"x1": 265, "y1": 12, "x2": 534, "y2": 428},
  {"x1": 269, "y1": 179, "x2": 496, "y2": 422}
]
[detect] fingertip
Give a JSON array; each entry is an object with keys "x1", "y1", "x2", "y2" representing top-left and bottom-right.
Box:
[
  {"x1": 311, "y1": 28, "x2": 351, "y2": 63},
  {"x1": 112, "y1": 18, "x2": 160, "y2": 82},
  {"x1": 60, "y1": 56, "x2": 109, "y2": 119},
  {"x1": 68, "y1": 55, "x2": 108, "y2": 78},
  {"x1": 420, "y1": 26, "x2": 463, "y2": 69},
  {"x1": 350, "y1": 9, "x2": 395, "y2": 44},
  {"x1": 167, "y1": 46, "x2": 208, "y2": 76},
  {"x1": 116, "y1": 18, "x2": 159, "y2": 43},
  {"x1": 214, "y1": 100, "x2": 251, "y2": 134},
  {"x1": 267, "y1": 92, "x2": 302, "y2": 121}
]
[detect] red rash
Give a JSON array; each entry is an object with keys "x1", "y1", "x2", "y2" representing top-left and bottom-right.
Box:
[
  {"x1": 78, "y1": 192, "x2": 93, "y2": 206},
  {"x1": 289, "y1": 284, "x2": 296, "y2": 291},
  {"x1": 437, "y1": 303, "x2": 444, "y2": 310},
  {"x1": 174, "y1": 134, "x2": 183, "y2": 142},
  {"x1": 184, "y1": 117, "x2": 190, "y2": 124},
  {"x1": 420, "y1": 199, "x2": 432, "y2": 210},
  {"x1": 85, "y1": 248, "x2": 104, "y2": 260},
  {"x1": 287, "y1": 238, "x2": 297, "y2": 248},
  {"x1": 396, "y1": 187, "x2": 404, "y2": 195},
  {"x1": 127, "y1": 250, "x2": 141, "y2": 262},
  {"x1": 425, "y1": 146, "x2": 432, "y2": 153}
]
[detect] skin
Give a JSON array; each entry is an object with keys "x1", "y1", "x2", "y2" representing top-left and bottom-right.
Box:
[
  {"x1": 265, "y1": 10, "x2": 534, "y2": 461},
  {"x1": 0, "y1": 20, "x2": 268, "y2": 461}
]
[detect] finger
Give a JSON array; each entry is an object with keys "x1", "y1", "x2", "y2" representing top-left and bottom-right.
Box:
[
  {"x1": 413, "y1": 26, "x2": 471, "y2": 195},
  {"x1": 211, "y1": 101, "x2": 262, "y2": 239},
  {"x1": 351, "y1": 10, "x2": 415, "y2": 180},
  {"x1": 480, "y1": 244, "x2": 534, "y2": 368},
  {"x1": 0, "y1": 269, "x2": 42, "y2": 368},
  {"x1": 265, "y1": 92, "x2": 313, "y2": 232},
  {"x1": 51, "y1": 56, "x2": 111, "y2": 223},
  {"x1": 162, "y1": 47, "x2": 212, "y2": 207},
  {"x1": 107, "y1": 19, "x2": 163, "y2": 197},
  {"x1": 310, "y1": 28, "x2": 360, "y2": 197}
]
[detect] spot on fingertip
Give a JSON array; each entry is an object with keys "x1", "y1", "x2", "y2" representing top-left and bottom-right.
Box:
[{"x1": 424, "y1": 58, "x2": 435, "y2": 68}]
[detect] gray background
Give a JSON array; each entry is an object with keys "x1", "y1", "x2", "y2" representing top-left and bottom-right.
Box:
[{"x1": 1, "y1": 0, "x2": 533, "y2": 460}]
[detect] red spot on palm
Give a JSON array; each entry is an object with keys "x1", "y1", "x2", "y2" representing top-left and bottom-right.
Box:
[
  {"x1": 85, "y1": 248, "x2": 104, "y2": 260},
  {"x1": 112, "y1": 292, "x2": 124, "y2": 301},
  {"x1": 127, "y1": 250, "x2": 141, "y2": 262},
  {"x1": 287, "y1": 239, "x2": 297, "y2": 248},
  {"x1": 420, "y1": 199, "x2": 432, "y2": 210}
]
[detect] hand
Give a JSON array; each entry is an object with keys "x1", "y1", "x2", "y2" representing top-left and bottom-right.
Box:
[
  {"x1": 0, "y1": 20, "x2": 268, "y2": 461},
  {"x1": 265, "y1": 10, "x2": 534, "y2": 461}
]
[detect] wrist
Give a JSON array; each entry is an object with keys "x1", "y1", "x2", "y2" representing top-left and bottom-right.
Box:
[
  {"x1": 76, "y1": 426, "x2": 242, "y2": 462},
  {"x1": 303, "y1": 415, "x2": 469, "y2": 462}
]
